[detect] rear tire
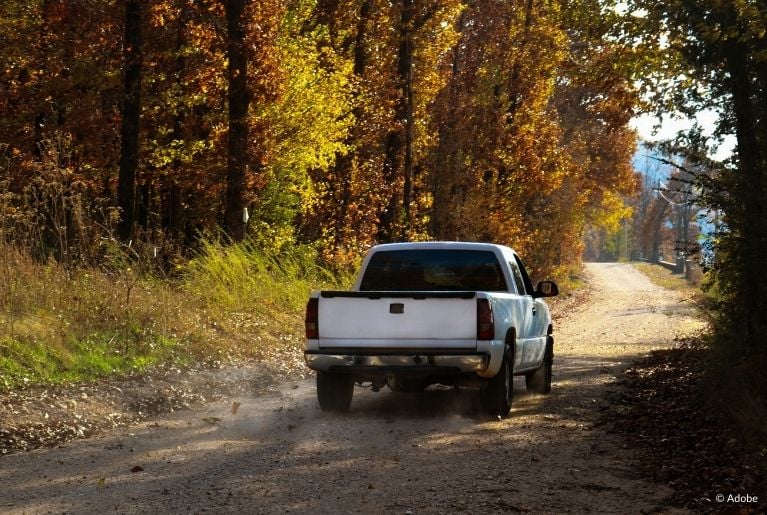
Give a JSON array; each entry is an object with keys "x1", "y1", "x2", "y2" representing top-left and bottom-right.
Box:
[
  {"x1": 526, "y1": 336, "x2": 553, "y2": 394},
  {"x1": 481, "y1": 346, "x2": 512, "y2": 418},
  {"x1": 316, "y1": 371, "x2": 354, "y2": 412}
]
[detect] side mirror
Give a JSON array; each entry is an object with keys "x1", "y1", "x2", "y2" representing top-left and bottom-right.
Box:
[{"x1": 534, "y1": 280, "x2": 558, "y2": 298}]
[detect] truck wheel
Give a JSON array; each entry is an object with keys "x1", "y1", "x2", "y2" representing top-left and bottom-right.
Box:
[
  {"x1": 481, "y1": 346, "x2": 512, "y2": 418},
  {"x1": 526, "y1": 336, "x2": 553, "y2": 394},
  {"x1": 316, "y1": 371, "x2": 354, "y2": 412}
]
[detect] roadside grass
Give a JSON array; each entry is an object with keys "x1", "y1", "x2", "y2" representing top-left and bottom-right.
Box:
[
  {"x1": 551, "y1": 265, "x2": 586, "y2": 293},
  {"x1": 544, "y1": 266, "x2": 589, "y2": 314},
  {"x1": 631, "y1": 262, "x2": 714, "y2": 309},
  {"x1": 631, "y1": 262, "x2": 695, "y2": 291},
  {"x1": 0, "y1": 238, "x2": 350, "y2": 392}
]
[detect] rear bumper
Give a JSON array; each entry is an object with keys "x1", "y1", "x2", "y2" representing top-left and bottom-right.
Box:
[{"x1": 304, "y1": 352, "x2": 489, "y2": 375}]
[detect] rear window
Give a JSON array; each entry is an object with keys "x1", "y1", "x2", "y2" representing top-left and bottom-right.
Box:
[{"x1": 359, "y1": 249, "x2": 508, "y2": 292}]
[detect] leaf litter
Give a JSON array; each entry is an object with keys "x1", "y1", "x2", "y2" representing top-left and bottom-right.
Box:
[
  {"x1": 0, "y1": 359, "x2": 305, "y2": 455},
  {"x1": 602, "y1": 338, "x2": 765, "y2": 513}
]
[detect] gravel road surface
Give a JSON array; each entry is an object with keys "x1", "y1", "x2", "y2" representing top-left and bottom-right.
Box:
[{"x1": 0, "y1": 263, "x2": 706, "y2": 514}]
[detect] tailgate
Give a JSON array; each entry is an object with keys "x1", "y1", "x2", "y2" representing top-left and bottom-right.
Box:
[{"x1": 317, "y1": 291, "x2": 478, "y2": 349}]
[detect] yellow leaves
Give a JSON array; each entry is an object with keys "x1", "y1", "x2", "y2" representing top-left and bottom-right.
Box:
[
  {"x1": 412, "y1": 0, "x2": 464, "y2": 161},
  {"x1": 260, "y1": 14, "x2": 355, "y2": 177},
  {"x1": 594, "y1": 190, "x2": 633, "y2": 233},
  {"x1": 149, "y1": 2, "x2": 174, "y2": 28}
]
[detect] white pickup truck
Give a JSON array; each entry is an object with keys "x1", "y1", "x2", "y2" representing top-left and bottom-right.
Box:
[{"x1": 304, "y1": 242, "x2": 558, "y2": 417}]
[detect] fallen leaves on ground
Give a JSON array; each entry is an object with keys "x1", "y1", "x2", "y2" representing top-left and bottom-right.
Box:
[
  {"x1": 0, "y1": 361, "x2": 302, "y2": 455},
  {"x1": 603, "y1": 338, "x2": 765, "y2": 513}
]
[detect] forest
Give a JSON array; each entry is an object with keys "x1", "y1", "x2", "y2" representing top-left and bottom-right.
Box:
[
  {"x1": 1, "y1": 0, "x2": 766, "y2": 452},
  {"x1": 0, "y1": 0, "x2": 641, "y2": 278}
]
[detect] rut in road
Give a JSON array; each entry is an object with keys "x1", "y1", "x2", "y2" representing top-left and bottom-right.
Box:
[{"x1": 0, "y1": 263, "x2": 705, "y2": 514}]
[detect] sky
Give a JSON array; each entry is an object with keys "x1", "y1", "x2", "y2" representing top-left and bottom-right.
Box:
[
  {"x1": 630, "y1": 113, "x2": 723, "y2": 251},
  {"x1": 612, "y1": 2, "x2": 736, "y2": 162},
  {"x1": 630, "y1": 110, "x2": 736, "y2": 161}
]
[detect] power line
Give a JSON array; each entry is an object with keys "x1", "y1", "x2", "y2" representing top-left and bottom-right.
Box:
[{"x1": 653, "y1": 187, "x2": 688, "y2": 206}]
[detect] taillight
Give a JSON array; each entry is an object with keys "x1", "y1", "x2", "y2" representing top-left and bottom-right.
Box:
[
  {"x1": 477, "y1": 298, "x2": 494, "y2": 340},
  {"x1": 305, "y1": 298, "x2": 319, "y2": 339}
]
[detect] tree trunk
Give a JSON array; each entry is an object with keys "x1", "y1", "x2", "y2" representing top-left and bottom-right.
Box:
[
  {"x1": 117, "y1": 0, "x2": 143, "y2": 241},
  {"x1": 137, "y1": 179, "x2": 151, "y2": 229},
  {"x1": 650, "y1": 201, "x2": 668, "y2": 263},
  {"x1": 725, "y1": 38, "x2": 765, "y2": 346},
  {"x1": 402, "y1": 31, "x2": 414, "y2": 238},
  {"x1": 33, "y1": 0, "x2": 57, "y2": 161},
  {"x1": 163, "y1": 0, "x2": 190, "y2": 241},
  {"x1": 507, "y1": 0, "x2": 533, "y2": 120},
  {"x1": 378, "y1": 0, "x2": 414, "y2": 243},
  {"x1": 331, "y1": 0, "x2": 372, "y2": 253},
  {"x1": 223, "y1": 0, "x2": 249, "y2": 242},
  {"x1": 430, "y1": 10, "x2": 465, "y2": 240}
]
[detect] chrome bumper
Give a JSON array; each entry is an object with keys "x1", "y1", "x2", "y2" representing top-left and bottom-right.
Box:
[{"x1": 304, "y1": 353, "x2": 490, "y2": 373}]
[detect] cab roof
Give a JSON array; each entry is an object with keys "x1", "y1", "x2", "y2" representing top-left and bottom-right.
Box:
[{"x1": 367, "y1": 241, "x2": 516, "y2": 255}]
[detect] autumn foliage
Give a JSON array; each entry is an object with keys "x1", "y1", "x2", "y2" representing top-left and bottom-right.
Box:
[{"x1": 0, "y1": 0, "x2": 641, "y2": 279}]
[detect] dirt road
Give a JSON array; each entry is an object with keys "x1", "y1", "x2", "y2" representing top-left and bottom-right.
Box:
[{"x1": 0, "y1": 263, "x2": 706, "y2": 514}]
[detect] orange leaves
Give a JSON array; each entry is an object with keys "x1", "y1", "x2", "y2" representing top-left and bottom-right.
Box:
[
  {"x1": 42, "y1": 0, "x2": 66, "y2": 24},
  {"x1": 0, "y1": 0, "x2": 643, "y2": 280},
  {"x1": 421, "y1": 0, "x2": 642, "y2": 277}
]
